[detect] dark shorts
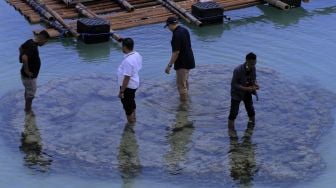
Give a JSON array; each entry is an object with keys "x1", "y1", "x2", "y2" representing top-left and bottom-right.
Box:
[
  {"x1": 228, "y1": 94, "x2": 255, "y2": 121},
  {"x1": 120, "y1": 88, "x2": 137, "y2": 115}
]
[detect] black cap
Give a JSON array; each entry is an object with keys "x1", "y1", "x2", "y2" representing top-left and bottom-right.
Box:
[{"x1": 164, "y1": 16, "x2": 178, "y2": 28}]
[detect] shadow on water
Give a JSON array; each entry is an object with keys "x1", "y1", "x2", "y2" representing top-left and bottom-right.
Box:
[
  {"x1": 20, "y1": 112, "x2": 52, "y2": 172},
  {"x1": 228, "y1": 123, "x2": 258, "y2": 187},
  {"x1": 1, "y1": 65, "x2": 336, "y2": 187},
  {"x1": 165, "y1": 102, "x2": 194, "y2": 175},
  {"x1": 58, "y1": 37, "x2": 120, "y2": 63},
  {"x1": 240, "y1": 5, "x2": 336, "y2": 28},
  {"x1": 188, "y1": 24, "x2": 225, "y2": 41},
  {"x1": 118, "y1": 125, "x2": 141, "y2": 188},
  {"x1": 188, "y1": 5, "x2": 336, "y2": 39}
]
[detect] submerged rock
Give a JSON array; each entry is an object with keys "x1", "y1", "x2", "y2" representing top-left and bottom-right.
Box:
[{"x1": 0, "y1": 64, "x2": 335, "y2": 187}]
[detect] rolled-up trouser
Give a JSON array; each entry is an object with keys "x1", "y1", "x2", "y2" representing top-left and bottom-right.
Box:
[
  {"x1": 176, "y1": 69, "x2": 190, "y2": 99},
  {"x1": 120, "y1": 88, "x2": 137, "y2": 115},
  {"x1": 21, "y1": 76, "x2": 37, "y2": 99},
  {"x1": 228, "y1": 93, "x2": 255, "y2": 121}
]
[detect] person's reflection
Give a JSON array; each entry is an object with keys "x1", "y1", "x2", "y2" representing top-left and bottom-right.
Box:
[
  {"x1": 228, "y1": 123, "x2": 258, "y2": 187},
  {"x1": 118, "y1": 125, "x2": 141, "y2": 188},
  {"x1": 20, "y1": 112, "x2": 52, "y2": 172},
  {"x1": 165, "y1": 102, "x2": 194, "y2": 174}
]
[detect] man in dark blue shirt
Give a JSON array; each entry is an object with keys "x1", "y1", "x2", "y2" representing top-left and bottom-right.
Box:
[
  {"x1": 19, "y1": 30, "x2": 49, "y2": 113},
  {"x1": 164, "y1": 17, "x2": 195, "y2": 102},
  {"x1": 228, "y1": 52, "x2": 259, "y2": 127}
]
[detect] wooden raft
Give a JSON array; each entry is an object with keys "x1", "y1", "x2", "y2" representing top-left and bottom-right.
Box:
[{"x1": 6, "y1": 0, "x2": 264, "y2": 37}]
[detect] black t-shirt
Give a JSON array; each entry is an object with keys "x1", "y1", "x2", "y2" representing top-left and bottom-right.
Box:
[
  {"x1": 20, "y1": 39, "x2": 41, "y2": 78},
  {"x1": 171, "y1": 26, "x2": 195, "y2": 70}
]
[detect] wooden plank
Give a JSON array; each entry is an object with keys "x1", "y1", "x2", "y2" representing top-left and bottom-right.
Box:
[{"x1": 6, "y1": 0, "x2": 275, "y2": 33}]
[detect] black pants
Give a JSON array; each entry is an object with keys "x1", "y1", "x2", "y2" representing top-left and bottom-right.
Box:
[
  {"x1": 228, "y1": 94, "x2": 255, "y2": 121},
  {"x1": 120, "y1": 88, "x2": 137, "y2": 115}
]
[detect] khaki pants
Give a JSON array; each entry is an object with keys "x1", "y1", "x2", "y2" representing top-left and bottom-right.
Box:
[
  {"x1": 176, "y1": 69, "x2": 190, "y2": 101},
  {"x1": 21, "y1": 76, "x2": 37, "y2": 99}
]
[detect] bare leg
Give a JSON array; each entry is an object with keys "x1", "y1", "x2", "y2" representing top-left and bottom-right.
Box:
[
  {"x1": 25, "y1": 98, "x2": 33, "y2": 113},
  {"x1": 176, "y1": 69, "x2": 189, "y2": 102},
  {"x1": 248, "y1": 116, "x2": 255, "y2": 125},
  {"x1": 132, "y1": 110, "x2": 136, "y2": 122},
  {"x1": 126, "y1": 115, "x2": 135, "y2": 125},
  {"x1": 126, "y1": 110, "x2": 136, "y2": 125},
  {"x1": 228, "y1": 120, "x2": 237, "y2": 139}
]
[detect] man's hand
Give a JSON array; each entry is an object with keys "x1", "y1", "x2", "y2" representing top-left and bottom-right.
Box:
[
  {"x1": 247, "y1": 86, "x2": 254, "y2": 93},
  {"x1": 254, "y1": 83, "x2": 260, "y2": 90},
  {"x1": 165, "y1": 65, "x2": 171, "y2": 74},
  {"x1": 25, "y1": 71, "x2": 33, "y2": 78}
]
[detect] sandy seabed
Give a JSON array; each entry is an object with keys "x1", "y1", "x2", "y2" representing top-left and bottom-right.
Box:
[{"x1": 1, "y1": 64, "x2": 335, "y2": 187}]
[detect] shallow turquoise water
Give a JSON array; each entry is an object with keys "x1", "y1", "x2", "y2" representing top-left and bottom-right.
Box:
[{"x1": 0, "y1": 0, "x2": 336, "y2": 187}]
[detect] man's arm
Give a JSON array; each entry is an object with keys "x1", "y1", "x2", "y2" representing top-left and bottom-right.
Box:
[
  {"x1": 254, "y1": 68, "x2": 260, "y2": 90},
  {"x1": 165, "y1": 51, "x2": 180, "y2": 74},
  {"x1": 21, "y1": 54, "x2": 33, "y2": 78},
  {"x1": 119, "y1": 75, "x2": 131, "y2": 99},
  {"x1": 165, "y1": 33, "x2": 182, "y2": 74}
]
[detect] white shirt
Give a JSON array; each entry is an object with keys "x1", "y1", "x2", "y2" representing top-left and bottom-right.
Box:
[{"x1": 117, "y1": 51, "x2": 142, "y2": 89}]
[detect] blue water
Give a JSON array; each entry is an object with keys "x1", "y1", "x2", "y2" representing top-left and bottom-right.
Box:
[{"x1": 1, "y1": 0, "x2": 336, "y2": 187}]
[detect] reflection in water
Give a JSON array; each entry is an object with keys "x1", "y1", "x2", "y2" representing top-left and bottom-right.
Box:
[
  {"x1": 58, "y1": 37, "x2": 119, "y2": 62},
  {"x1": 1, "y1": 64, "x2": 335, "y2": 184},
  {"x1": 165, "y1": 102, "x2": 194, "y2": 174},
  {"x1": 189, "y1": 24, "x2": 225, "y2": 40},
  {"x1": 189, "y1": 5, "x2": 336, "y2": 39},
  {"x1": 255, "y1": 5, "x2": 336, "y2": 27},
  {"x1": 228, "y1": 123, "x2": 258, "y2": 187},
  {"x1": 20, "y1": 112, "x2": 52, "y2": 172},
  {"x1": 257, "y1": 5, "x2": 309, "y2": 27},
  {"x1": 118, "y1": 125, "x2": 141, "y2": 188}
]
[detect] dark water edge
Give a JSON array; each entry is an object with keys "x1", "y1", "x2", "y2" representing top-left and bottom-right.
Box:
[{"x1": 0, "y1": 65, "x2": 335, "y2": 188}]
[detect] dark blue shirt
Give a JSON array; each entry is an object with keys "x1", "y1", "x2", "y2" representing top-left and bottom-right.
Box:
[
  {"x1": 231, "y1": 63, "x2": 257, "y2": 101},
  {"x1": 20, "y1": 39, "x2": 41, "y2": 78},
  {"x1": 171, "y1": 26, "x2": 195, "y2": 70}
]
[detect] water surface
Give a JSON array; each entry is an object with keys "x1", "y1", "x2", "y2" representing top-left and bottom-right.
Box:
[{"x1": 0, "y1": 1, "x2": 336, "y2": 187}]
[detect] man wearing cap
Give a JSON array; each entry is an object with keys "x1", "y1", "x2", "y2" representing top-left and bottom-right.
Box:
[
  {"x1": 164, "y1": 17, "x2": 195, "y2": 102},
  {"x1": 19, "y1": 31, "x2": 49, "y2": 113}
]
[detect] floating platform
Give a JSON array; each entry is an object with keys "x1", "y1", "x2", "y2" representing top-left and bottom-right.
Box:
[{"x1": 5, "y1": 0, "x2": 303, "y2": 40}]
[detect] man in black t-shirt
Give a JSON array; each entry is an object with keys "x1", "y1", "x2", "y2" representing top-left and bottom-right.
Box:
[
  {"x1": 164, "y1": 17, "x2": 195, "y2": 102},
  {"x1": 228, "y1": 53, "x2": 260, "y2": 128},
  {"x1": 19, "y1": 30, "x2": 49, "y2": 113}
]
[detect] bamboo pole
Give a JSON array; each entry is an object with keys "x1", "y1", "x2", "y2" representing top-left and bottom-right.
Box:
[
  {"x1": 264, "y1": 0, "x2": 289, "y2": 10},
  {"x1": 86, "y1": 1, "x2": 119, "y2": 10},
  {"x1": 41, "y1": 18, "x2": 69, "y2": 36},
  {"x1": 42, "y1": 3, "x2": 80, "y2": 37},
  {"x1": 157, "y1": 0, "x2": 191, "y2": 24},
  {"x1": 25, "y1": 0, "x2": 54, "y2": 20},
  {"x1": 114, "y1": 0, "x2": 135, "y2": 12},
  {"x1": 75, "y1": 3, "x2": 98, "y2": 18},
  {"x1": 163, "y1": 0, "x2": 202, "y2": 26},
  {"x1": 134, "y1": 1, "x2": 160, "y2": 9},
  {"x1": 110, "y1": 11, "x2": 173, "y2": 25},
  {"x1": 110, "y1": 14, "x2": 171, "y2": 30},
  {"x1": 26, "y1": 14, "x2": 41, "y2": 23},
  {"x1": 62, "y1": 0, "x2": 95, "y2": 6},
  {"x1": 104, "y1": 7, "x2": 166, "y2": 20}
]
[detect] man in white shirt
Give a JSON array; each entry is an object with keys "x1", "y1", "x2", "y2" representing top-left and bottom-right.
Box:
[{"x1": 117, "y1": 38, "x2": 142, "y2": 125}]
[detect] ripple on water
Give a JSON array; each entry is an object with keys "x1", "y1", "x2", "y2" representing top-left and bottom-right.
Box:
[{"x1": 0, "y1": 64, "x2": 335, "y2": 187}]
